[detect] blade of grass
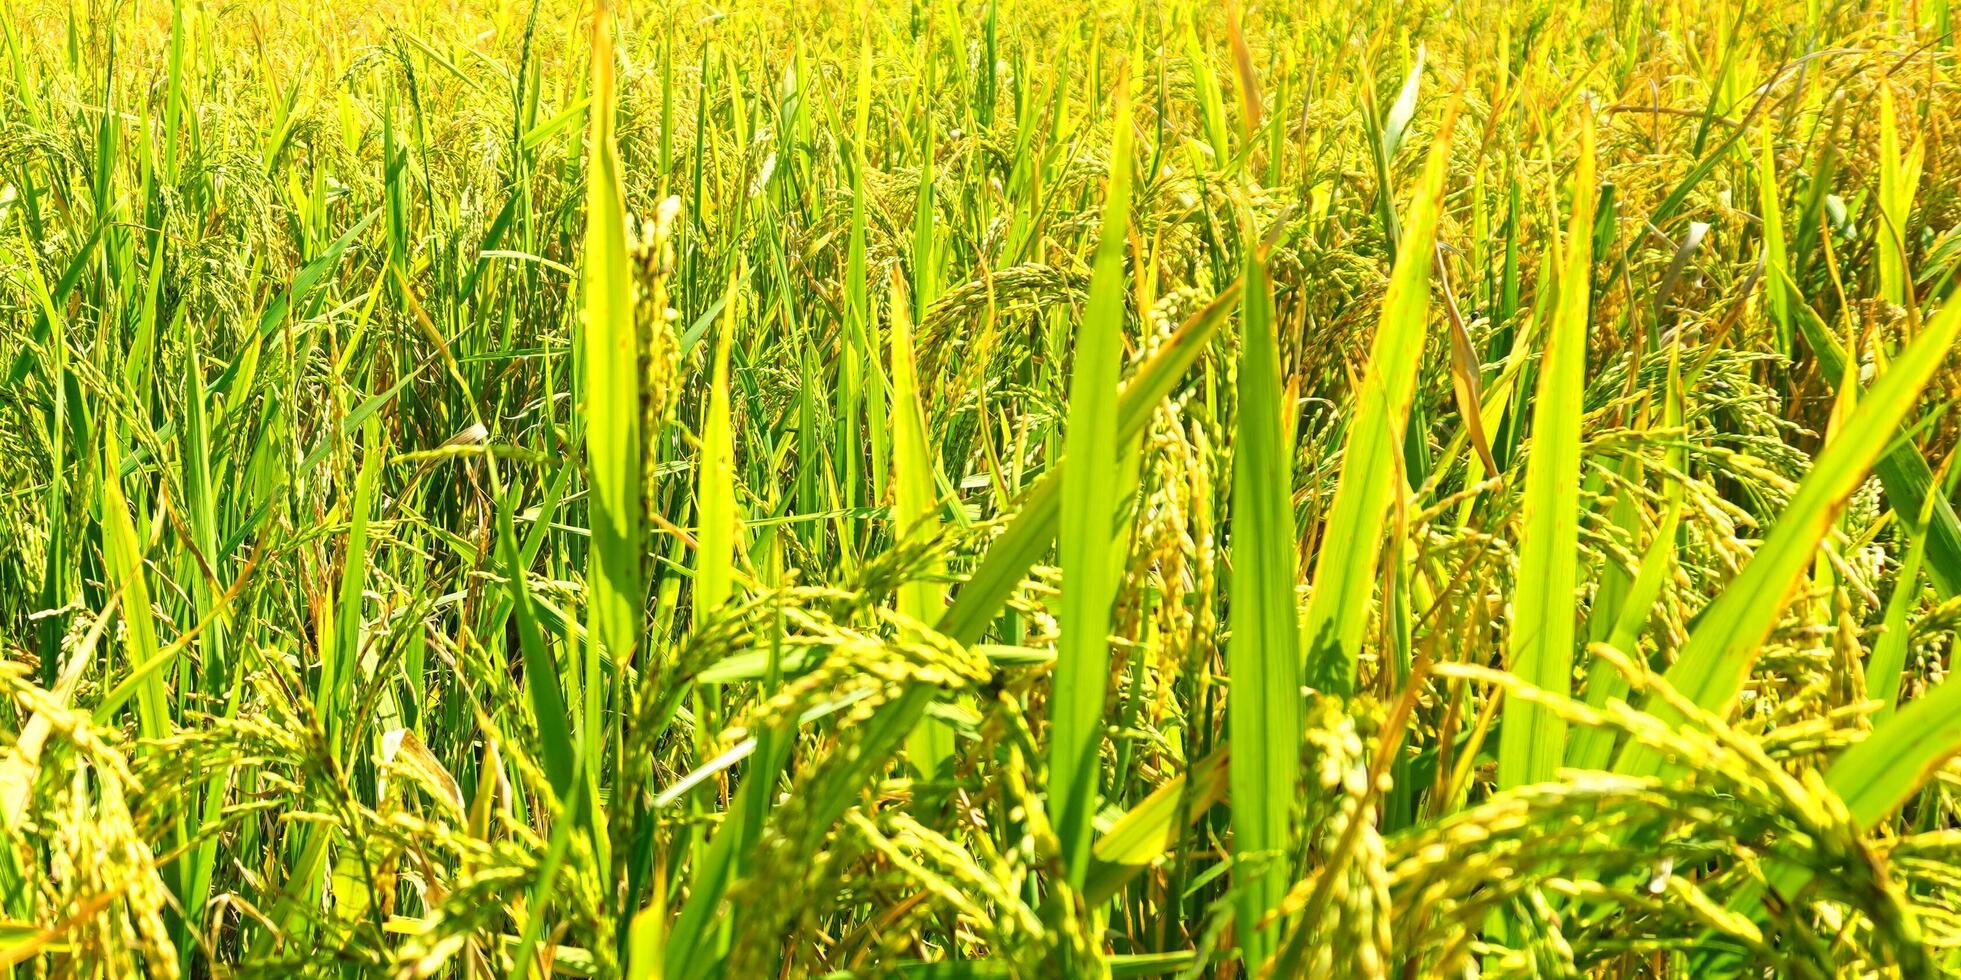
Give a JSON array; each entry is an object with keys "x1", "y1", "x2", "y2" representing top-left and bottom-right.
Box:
[
  {"x1": 581, "y1": 0, "x2": 642, "y2": 691},
  {"x1": 937, "y1": 282, "x2": 1242, "y2": 645},
  {"x1": 1828, "y1": 674, "x2": 1961, "y2": 829},
  {"x1": 1616, "y1": 294, "x2": 1961, "y2": 778},
  {"x1": 1498, "y1": 110, "x2": 1594, "y2": 789},
  {"x1": 1082, "y1": 746, "x2": 1229, "y2": 906},
  {"x1": 891, "y1": 273, "x2": 954, "y2": 778},
  {"x1": 1049, "y1": 80, "x2": 1133, "y2": 887},
  {"x1": 1301, "y1": 100, "x2": 1458, "y2": 697},
  {"x1": 1875, "y1": 84, "x2": 1922, "y2": 310},
  {"x1": 1784, "y1": 277, "x2": 1961, "y2": 598},
  {"x1": 1226, "y1": 252, "x2": 1299, "y2": 968},
  {"x1": 695, "y1": 271, "x2": 740, "y2": 629},
  {"x1": 1867, "y1": 484, "x2": 1937, "y2": 726},
  {"x1": 100, "y1": 433, "x2": 169, "y2": 742}
]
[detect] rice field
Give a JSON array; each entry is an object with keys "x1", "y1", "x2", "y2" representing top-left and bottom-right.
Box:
[{"x1": 5, "y1": 0, "x2": 1961, "y2": 975}]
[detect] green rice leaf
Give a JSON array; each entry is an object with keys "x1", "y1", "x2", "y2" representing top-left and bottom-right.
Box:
[
  {"x1": 581, "y1": 0, "x2": 643, "y2": 677},
  {"x1": 1226, "y1": 253, "x2": 1301, "y2": 967},
  {"x1": 1617, "y1": 294, "x2": 1961, "y2": 778},
  {"x1": 1498, "y1": 110, "x2": 1594, "y2": 789},
  {"x1": 1301, "y1": 104, "x2": 1457, "y2": 697},
  {"x1": 1049, "y1": 81, "x2": 1133, "y2": 887}
]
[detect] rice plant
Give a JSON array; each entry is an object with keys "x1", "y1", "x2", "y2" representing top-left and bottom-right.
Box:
[{"x1": 7, "y1": 0, "x2": 1961, "y2": 976}]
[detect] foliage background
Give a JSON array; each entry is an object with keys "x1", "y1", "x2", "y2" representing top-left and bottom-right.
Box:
[{"x1": 4, "y1": 0, "x2": 1961, "y2": 975}]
